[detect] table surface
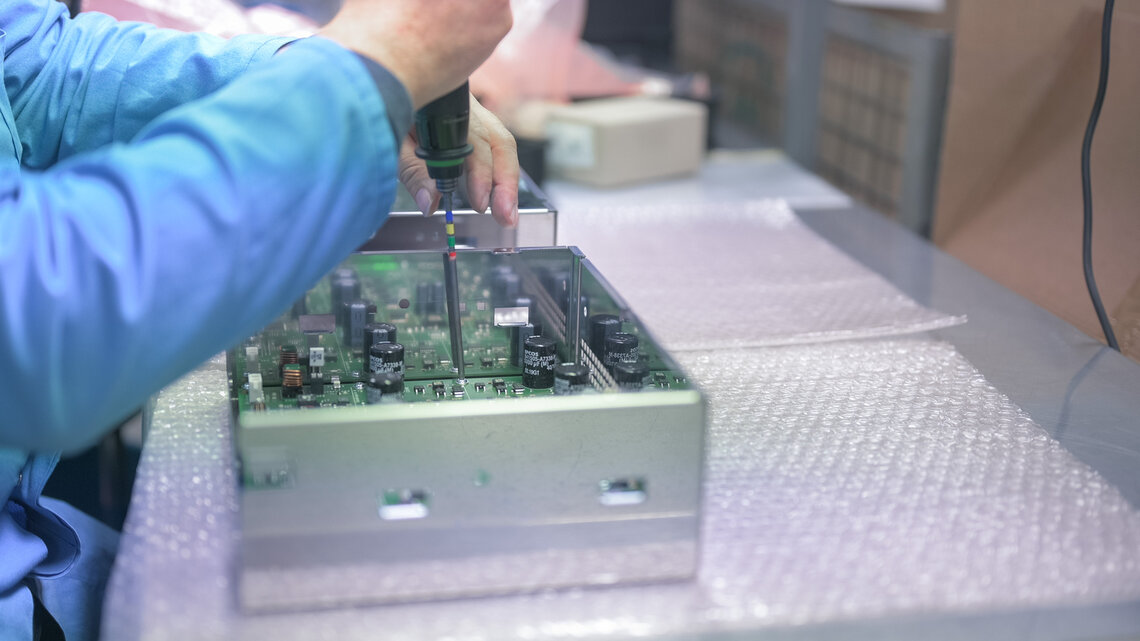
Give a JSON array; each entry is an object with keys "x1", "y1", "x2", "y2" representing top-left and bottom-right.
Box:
[
  {"x1": 797, "y1": 205, "x2": 1140, "y2": 640},
  {"x1": 801, "y1": 207, "x2": 1140, "y2": 510},
  {"x1": 548, "y1": 154, "x2": 1140, "y2": 637},
  {"x1": 544, "y1": 148, "x2": 853, "y2": 214},
  {"x1": 109, "y1": 152, "x2": 1140, "y2": 641}
]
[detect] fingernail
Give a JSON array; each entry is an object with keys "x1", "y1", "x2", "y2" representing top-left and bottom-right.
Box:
[
  {"x1": 415, "y1": 188, "x2": 433, "y2": 216},
  {"x1": 474, "y1": 189, "x2": 489, "y2": 214},
  {"x1": 510, "y1": 204, "x2": 519, "y2": 229}
]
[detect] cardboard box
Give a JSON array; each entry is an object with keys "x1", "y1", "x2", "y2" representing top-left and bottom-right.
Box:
[
  {"x1": 933, "y1": 0, "x2": 1140, "y2": 362},
  {"x1": 545, "y1": 97, "x2": 707, "y2": 187}
]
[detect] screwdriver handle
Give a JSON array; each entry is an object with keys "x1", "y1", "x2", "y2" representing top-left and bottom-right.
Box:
[{"x1": 415, "y1": 82, "x2": 474, "y2": 186}]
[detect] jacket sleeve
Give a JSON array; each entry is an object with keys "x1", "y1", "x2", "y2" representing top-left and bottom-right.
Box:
[
  {"x1": 0, "y1": 36, "x2": 398, "y2": 452},
  {"x1": 3, "y1": 0, "x2": 290, "y2": 169}
]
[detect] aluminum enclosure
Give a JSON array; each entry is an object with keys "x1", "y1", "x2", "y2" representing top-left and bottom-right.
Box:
[
  {"x1": 361, "y1": 170, "x2": 557, "y2": 251},
  {"x1": 232, "y1": 247, "x2": 706, "y2": 611}
]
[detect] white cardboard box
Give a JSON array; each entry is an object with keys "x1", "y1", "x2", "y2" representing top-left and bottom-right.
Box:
[{"x1": 545, "y1": 97, "x2": 707, "y2": 188}]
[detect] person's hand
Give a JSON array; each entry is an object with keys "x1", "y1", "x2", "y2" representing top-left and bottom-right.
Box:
[
  {"x1": 398, "y1": 94, "x2": 520, "y2": 228},
  {"x1": 320, "y1": 0, "x2": 512, "y2": 109}
]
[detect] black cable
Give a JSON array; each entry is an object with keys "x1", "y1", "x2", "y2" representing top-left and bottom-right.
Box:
[{"x1": 1080, "y1": 0, "x2": 1121, "y2": 351}]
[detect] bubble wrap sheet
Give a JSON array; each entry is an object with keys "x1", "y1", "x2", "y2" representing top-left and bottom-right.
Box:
[
  {"x1": 558, "y1": 201, "x2": 963, "y2": 351},
  {"x1": 103, "y1": 340, "x2": 1140, "y2": 640}
]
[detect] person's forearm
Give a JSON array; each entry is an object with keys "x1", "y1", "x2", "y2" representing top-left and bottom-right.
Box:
[
  {"x1": 4, "y1": 0, "x2": 288, "y2": 168},
  {"x1": 0, "y1": 37, "x2": 397, "y2": 452}
]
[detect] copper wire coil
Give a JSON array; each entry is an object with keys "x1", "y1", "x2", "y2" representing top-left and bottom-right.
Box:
[
  {"x1": 279, "y1": 346, "x2": 299, "y2": 367},
  {"x1": 281, "y1": 367, "x2": 303, "y2": 389}
]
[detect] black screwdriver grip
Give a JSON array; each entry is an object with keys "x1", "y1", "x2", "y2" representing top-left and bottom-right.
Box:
[{"x1": 415, "y1": 81, "x2": 475, "y2": 175}]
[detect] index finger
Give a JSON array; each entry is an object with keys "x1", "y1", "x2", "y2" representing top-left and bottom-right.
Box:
[{"x1": 474, "y1": 98, "x2": 520, "y2": 228}]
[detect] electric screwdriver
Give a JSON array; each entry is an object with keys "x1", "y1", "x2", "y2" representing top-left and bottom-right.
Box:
[{"x1": 415, "y1": 82, "x2": 473, "y2": 382}]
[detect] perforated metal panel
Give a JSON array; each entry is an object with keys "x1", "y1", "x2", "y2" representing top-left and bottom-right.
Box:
[
  {"x1": 816, "y1": 35, "x2": 909, "y2": 216},
  {"x1": 675, "y1": 0, "x2": 790, "y2": 144},
  {"x1": 674, "y1": 1, "x2": 950, "y2": 233}
]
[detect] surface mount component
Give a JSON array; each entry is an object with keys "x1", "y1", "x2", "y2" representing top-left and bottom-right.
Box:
[{"x1": 229, "y1": 247, "x2": 706, "y2": 612}]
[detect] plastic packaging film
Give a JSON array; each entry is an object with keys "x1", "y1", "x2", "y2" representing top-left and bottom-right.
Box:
[
  {"x1": 81, "y1": 0, "x2": 316, "y2": 37},
  {"x1": 557, "y1": 200, "x2": 965, "y2": 351},
  {"x1": 103, "y1": 340, "x2": 1140, "y2": 640}
]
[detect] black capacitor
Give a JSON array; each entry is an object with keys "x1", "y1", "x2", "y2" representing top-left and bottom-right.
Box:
[
  {"x1": 330, "y1": 275, "x2": 360, "y2": 310},
  {"x1": 348, "y1": 299, "x2": 368, "y2": 351},
  {"x1": 414, "y1": 282, "x2": 431, "y2": 315},
  {"x1": 553, "y1": 363, "x2": 591, "y2": 395},
  {"x1": 589, "y1": 314, "x2": 621, "y2": 356},
  {"x1": 603, "y1": 332, "x2": 639, "y2": 370},
  {"x1": 522, "y1": 336, "x2": 557, "y2": 389},
  {"x1": 332, "y1": 282, "x2": 360, "y2": 328},
  {"x1": 328, "y1": 268, "x2": 356, "y2": 316},
  {"x1": 369, "y1": 341, "x2": 405, "y2": 377},
  {"x1": 543, "y1": 269, "x2": 574, "y2": 314},
  {"x1": 363, "y1": 322, "x2": 397, "y2": 356},
  {"x1": 492, "y1": 271, "x2": 521, "y2": 306},
  {"x1": 509, "y1": 323, "x2": 536, "y2": 367},
  {"x1": 431, "y1": 281, "x2": 446, "y2": 315},
  {"x1": 367, "y1": 372, "x2": 405, "y2": 404},
  {"x1": 614, "y1": 362, "x2": 650, "y2": 390}
]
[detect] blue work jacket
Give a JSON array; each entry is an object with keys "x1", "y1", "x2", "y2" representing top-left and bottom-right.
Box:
[{"x1": 0, "y1": 1, "x2": 404, "y2": 638}]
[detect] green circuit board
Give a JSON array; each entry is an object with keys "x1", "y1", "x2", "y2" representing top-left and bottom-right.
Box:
[{"x1": 229, "y1": 249, "x2": 688, "y2": 413}]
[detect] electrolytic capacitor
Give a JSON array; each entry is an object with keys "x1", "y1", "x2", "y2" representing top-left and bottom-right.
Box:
[
  {"x1": 330, "y1": 276, "x2": 361, "y2": 327},
  {"x1": 369, "y1": 341, "x2": 405, "y2": 377},
  {"x1": 291, "y1": 296, "x2": 307, "y2": 317},
  {"x1": 510, "y1": 323, "x2": 536, "y2": 367},
  {"x1": 367, "y1": 372, "x2": 404, "y2": 404},
  {"x1": 431, "y1": 281, "x2": 446, "y2": 315},
  {"x1": 522, "y1": 336, "x2": 557, "y2": 389},
  {"x1": 492, "y1": 270, "x2": 521, "y2": 306},
  {"x1": 603, "y1": 332, "x2": 639, "y2": 371},
  {"x1": 348, "y1": 300, "x2": 368, "y2": 351},
  {"x1": 363, "y1": 322, "x2": 397, "y2": 356},
  {"x1": 589, "y1": 314, "x2": 621, "y2": 356},
  {"x1": 553, "y1": 363, "x2": 591, "y2": 395},
  {"x1": 613, "y1": 361, "x2": 649, "y2": 390},
  {"x1": 541, "y1": 269, "x2": 572, "y2": 311},
  {"x1": 415, "y1": 283, "x2": 431, "y2": 315}
]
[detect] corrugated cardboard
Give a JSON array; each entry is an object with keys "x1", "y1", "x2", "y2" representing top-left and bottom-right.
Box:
[{"x1": 933, "y1": 0, "x2": 1140, "y2": 362}]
